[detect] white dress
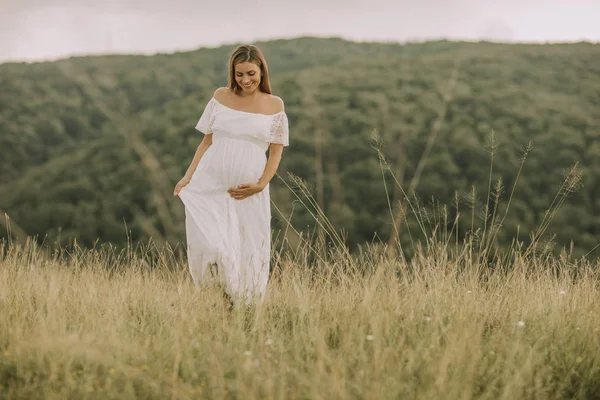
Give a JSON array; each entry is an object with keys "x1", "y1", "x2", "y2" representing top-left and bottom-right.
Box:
[{"x1": 178, "y1": 97, "x2": 289, "y2": 303}]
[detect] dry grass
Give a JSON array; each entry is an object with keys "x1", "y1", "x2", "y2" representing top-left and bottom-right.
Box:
[{"x1": 1, "y1": 239, "x2": 599, "y2": 400}]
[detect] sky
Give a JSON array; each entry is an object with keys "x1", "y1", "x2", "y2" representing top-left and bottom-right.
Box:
[{"x1": 1, "y1": 0, "x2": 599, "y2": 63}]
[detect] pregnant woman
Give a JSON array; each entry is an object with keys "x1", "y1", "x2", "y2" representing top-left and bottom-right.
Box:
[{"x1": 173, "y1": 44, "x2": 289, "y2": 306}]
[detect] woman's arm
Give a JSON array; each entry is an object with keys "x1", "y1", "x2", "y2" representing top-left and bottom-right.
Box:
[
  {"x1": 258, "y1": 144, "x2": 284, "y2": 188},
  {"x1": 173, "y1": 134, "x2": 212, "y2": 196},
  {"x1": 184, "y1": 134, "x2": 213, "y2": 179}
]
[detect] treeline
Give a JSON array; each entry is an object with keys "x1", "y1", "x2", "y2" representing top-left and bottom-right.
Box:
[{"x1": 1, "y1": 38, "x2": 599, "y2": 257}]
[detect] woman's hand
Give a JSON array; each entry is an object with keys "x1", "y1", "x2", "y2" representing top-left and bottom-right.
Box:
[
  {"x1": 227, "y1": 183, "x2": 265, "y2": 200},
  {"x1": 173, "y1": 176, "x2": 191, "y2": 196}
]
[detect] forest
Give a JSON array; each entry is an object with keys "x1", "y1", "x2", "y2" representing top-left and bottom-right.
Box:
[{"x1": 1, "y1": 37, "x2": 599, "y2": 258}]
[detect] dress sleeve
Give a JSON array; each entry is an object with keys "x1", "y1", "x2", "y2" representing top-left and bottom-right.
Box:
[
  {"x1": 195, "y1": 98, "x2": 218, "y2": 134},
  {"x1": 268, "y1": 112, "x2": 290, "y2": 146}
]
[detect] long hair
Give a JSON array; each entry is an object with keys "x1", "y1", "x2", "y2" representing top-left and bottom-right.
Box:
[{"x1": 227, "y1": 45, "x2": 272, "y2": 95}]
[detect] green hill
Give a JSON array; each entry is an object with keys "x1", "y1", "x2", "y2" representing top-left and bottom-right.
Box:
[{"x1": 1, "y1": 37, "x2": 599, "y2": 257}]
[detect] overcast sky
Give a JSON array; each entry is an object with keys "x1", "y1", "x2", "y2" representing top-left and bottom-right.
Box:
[{"x1": 1, "y1": 0, "x2": 599, "y2": 63}]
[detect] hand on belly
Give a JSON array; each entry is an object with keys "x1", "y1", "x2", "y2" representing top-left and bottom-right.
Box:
[{"x1": 227, "y1": 183, "x2": 265, "y2": 200}]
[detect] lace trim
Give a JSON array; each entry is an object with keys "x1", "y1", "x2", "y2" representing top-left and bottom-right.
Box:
[{"x1": 269, "y1": 112, "x2": 289, "y2": 146}]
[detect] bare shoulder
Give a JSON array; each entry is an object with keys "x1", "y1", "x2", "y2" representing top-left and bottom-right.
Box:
[
  {"x1": 213, "y1": 87, "x2": 230, "y2": 102},
  {"x1": 265, "y1": 94, "x2": 285, "y2": 114}
]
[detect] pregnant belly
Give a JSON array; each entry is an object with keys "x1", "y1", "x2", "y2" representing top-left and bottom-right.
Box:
[{"x1": 198, "y1": 139, "x2": 267, "y2": 188}]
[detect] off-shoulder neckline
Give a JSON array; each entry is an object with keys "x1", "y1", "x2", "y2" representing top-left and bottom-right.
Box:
[{"x1": 211, "y1": 97, "x2": 285, "y2": 117}]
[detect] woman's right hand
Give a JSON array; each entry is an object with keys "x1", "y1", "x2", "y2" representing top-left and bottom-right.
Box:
[{"x1": 173, "y1": 176, "x2": 191, "y2": 196}]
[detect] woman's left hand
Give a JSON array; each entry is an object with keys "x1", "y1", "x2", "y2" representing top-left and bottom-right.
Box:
[{"x1": 227, "y1": 183, "x2": 265, "y2": 200}]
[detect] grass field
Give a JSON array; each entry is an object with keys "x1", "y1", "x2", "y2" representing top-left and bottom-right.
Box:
[
  {"x1": 1, "y1": 129, "x2": 599, "y2": 399},
  {"x1": 1, "y1": 238, "x2": 599, "y2": 400}
]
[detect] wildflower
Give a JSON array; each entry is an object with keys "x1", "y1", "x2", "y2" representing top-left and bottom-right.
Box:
[
  {"x1": 366, "y1": 335, "x2": 374, "y2": 341},
  {"x1": 466, "y1": 290, "x2": 472, "y2": 294},
  {"x1": 517, "y1": 321, "x2": 525, "y2": 327},
  {"x1": 109, "y1": 368, "x2": 116, "y2": 374},
  {"x1": 559, "y1": 290, "x2": 566, "y2": 295},
  {"x1": 425, "y1": 316, "x2": 431, "y2": 322},
  {"x1": 243, "y1": 351, "x2": 252, "y2": 356},
  {"x1": 265, "y1": 338, "x2": 273, "y2": 346}
]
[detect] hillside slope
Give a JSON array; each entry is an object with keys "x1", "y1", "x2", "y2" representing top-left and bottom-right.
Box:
[{"x1": 1, "y1": 38, "x2": 599, "y2": 256}]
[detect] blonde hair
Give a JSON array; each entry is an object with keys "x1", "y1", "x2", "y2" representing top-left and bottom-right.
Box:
[{"x1": 227, "y1": 45, "x2": 272, "y2": 95}]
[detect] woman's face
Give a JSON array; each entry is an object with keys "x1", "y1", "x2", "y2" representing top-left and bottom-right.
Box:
[{"x1": 235, "y1": 61, "x2": 261, "y2": 94}]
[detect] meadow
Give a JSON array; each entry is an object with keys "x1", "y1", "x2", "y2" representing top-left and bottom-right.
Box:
[{"x1": 1, "y1": 230, "x2": 599, "y2": 399}]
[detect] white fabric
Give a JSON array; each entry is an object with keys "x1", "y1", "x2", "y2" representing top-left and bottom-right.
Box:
[{"x1": 178, "y1": 97, "x2": 289, "y2": 303}]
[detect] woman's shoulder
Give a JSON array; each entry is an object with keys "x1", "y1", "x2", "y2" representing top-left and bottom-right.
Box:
[
  {"x1": 213, "y1": 87, "x2": 230, "y2": 102},
  {"x1": 263, "y1": 94, "x2": 285, "y2": 115}
]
